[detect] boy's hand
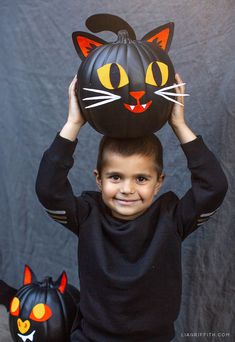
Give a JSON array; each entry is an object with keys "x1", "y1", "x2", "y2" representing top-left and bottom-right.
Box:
[
  {"x1": 60, "y1": 75, "x2": 86, "y2": 141},
  {"x1": 67, "y1": 75, "x2": 86, "y2": 127},
  {"x1": 168, "y1": 73, "x2": 185, "y2": 129},
  {"x1": 168, "y1": 73, "x2": 197, "y2": 144}
]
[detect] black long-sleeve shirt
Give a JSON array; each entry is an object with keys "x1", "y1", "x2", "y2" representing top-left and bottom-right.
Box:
[{"x1": 35, "y1": 135, "x2": 228, "y2": 342}]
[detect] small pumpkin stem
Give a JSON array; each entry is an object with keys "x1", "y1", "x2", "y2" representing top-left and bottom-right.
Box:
[
  {"x1": 116, "y1": 30, "x2": 131, "y2": 43},
  {"x1": 42, "y1": 277, "x2": 53, "y2": 287}
]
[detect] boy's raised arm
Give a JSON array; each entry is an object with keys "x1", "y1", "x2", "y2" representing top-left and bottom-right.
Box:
[
  {"x1": 35, "y1": 76, "x2": 88, "y2": 235},
  {"x1": 169, "y1": 74, "x2": 228, "y2": 240}
]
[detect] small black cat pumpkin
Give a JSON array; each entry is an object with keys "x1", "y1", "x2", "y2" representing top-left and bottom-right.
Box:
[
  {"x1": 72, "y1": 14, "x2": 187, "y2": 138},
  {"x1": 9, "y1": 265, "x2": 80, "y2": 342}
]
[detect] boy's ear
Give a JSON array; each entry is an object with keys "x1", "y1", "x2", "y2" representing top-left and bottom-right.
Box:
[
  {"x1": 93, "y1": 169, "x2": 102, "y2": 190},
  {"x1": 154, "y1": 173, "x2": 165, "y2": 195}
]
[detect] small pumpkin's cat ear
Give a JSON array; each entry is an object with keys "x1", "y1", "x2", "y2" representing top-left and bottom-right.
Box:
[
  {"x1": 72, "y1": 31, "x2": 107, "y2": 60},
  {"x1": 55, "y1": 271, "x2": 67, "y2": 294},
  {"x1": 141, "y1": 22, "x2": 174, "y2": 52},
  {"x1": 23, "y1": 265, "x2": 37, "y2": 285}
]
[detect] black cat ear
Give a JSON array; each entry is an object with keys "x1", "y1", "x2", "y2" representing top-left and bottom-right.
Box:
[
  {"x1": 55, "y1": 271, "x2": 67, "y2": 294},
  {"x1": 23, "y1": 265, "x2": 37, "y2": 285},
  {"x1": 141, "y1": 22, "x2": 174, "y2": 52},
  {"x1": 72, "y1": 31, "x2": 107, "y2": 60}
]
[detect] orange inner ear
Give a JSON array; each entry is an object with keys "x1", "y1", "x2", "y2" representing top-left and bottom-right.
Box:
[
  {"x1": 147, "y1": 27, "x2": 170, "y2": 50},
  {"x1": 24, "y1": 265, "x2": 32, "y2": 285},
  {"x1": 58, "y1": 272, "x2": 67, "y2": 294},
  {"x1": 76, "y1": 36, "x2": 103, "y2": 57}
]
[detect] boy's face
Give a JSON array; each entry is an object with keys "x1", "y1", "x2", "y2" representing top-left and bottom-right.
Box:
[{"x1": 94, "y1": 151, "x2": 164, "y2": 220}]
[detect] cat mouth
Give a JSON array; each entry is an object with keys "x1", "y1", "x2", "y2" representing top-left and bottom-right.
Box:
[
  {"x1": 17, "y1": 330, "x2": 36, "y2": 342},
  {"x1": 123, "y1": 100, "x2": 152, "y2": 114}
]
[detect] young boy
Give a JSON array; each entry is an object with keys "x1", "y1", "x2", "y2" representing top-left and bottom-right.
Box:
[{"x1": 36, "y1": 74, "x2": 228, "y2": 342}]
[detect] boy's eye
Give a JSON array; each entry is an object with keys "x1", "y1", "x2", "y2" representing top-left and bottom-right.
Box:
[
  {"x1": 109, "y1": 175, "x2": 120, "y2": 181},
  {"x1": 136, "y1": 176, "x2": 147, "y2": 183}
]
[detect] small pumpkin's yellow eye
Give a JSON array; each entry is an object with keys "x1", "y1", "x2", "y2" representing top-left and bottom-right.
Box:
[
  {"x1": 97, "y1": 63, "x2": 129, "y2": 89},
  {"x1": 10, "y1": 297, "x2": 20, "y2": 316},
  {"x1": 145, "y1": 61, "x2": 169, "y2": 87},
  {"x1": 29, "y1": 303, "x2": 52, "y2": 322}
]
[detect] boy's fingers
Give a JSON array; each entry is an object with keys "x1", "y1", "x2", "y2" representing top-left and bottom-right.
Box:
[
  {"x1": 72, "y1": 74, "x2": 77, "y2": 83},
  {"x1": 175, "y1": 73, "x2": 184, "y2": 85},
  {"x1": 175, "y1": 73, "x2": 185, "y2": 95},
  {"x1": 68, "y1": 82, "x2": 77, "y2": 98},
  {"x1": 70, "y1": 74, "x2": 78, "y2": 86},
  {"x1": 175, "y1": 73, "x2": 183, "y2": 84},
  {"x1": 174, "y1": 83, "x2": 180, "y2": 93},
  {"x1": 69, "y1": 75, "x2": 78, "y2": 89}
]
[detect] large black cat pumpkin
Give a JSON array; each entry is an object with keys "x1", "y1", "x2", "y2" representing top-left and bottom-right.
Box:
[
  {"x1": 72, "y1": 14, "x2": 187, "y2": 138},
  {"x1": 7, "y1": 265, "x2": 80, "y2": 342}
]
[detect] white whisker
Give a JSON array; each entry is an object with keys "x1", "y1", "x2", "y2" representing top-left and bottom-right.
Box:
[
  {"x1": 83, "y1": 96, "x2": 115, "y2": 101},
  {"x1": 156, "y1": 93, "x2": 184, "y2": 106},
  {"x1": 154, "y1": 83, "x2": 189, "y2": 106},
  {"x1": 158, "y1": 83, "x2": 186, "y2": 92},
  {"x1": 82, "y1": 87, "x2": 121, "y2": 109},
  {"x1": 85, "y1": 97, "x2": 121, "y2": 109},
  {"x1": 83, "y1": 87, "x2": 116, "y2": 96},
  {"x1": 156, "y1": 91, "x2": 189, "y2": 97}
]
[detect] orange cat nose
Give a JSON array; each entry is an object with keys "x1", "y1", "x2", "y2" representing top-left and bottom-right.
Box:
[{"x1": 129, "y1": 91, "x2": 145, "y2": 101}]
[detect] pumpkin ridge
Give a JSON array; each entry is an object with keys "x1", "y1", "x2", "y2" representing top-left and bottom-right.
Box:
[
  {"x1": 19, "y1": 285, "x2": 38, "y2": 320},
  {"x1": 131, "y1": 41, "x2": 148, "y2": 92},
  {"x1": 82, "y1": 45, "x2": 112, "y2": 133},
  {"x1": 55, "y1": 287, "x2": 69, "y2": 337},
  {"x1": 89, "y1": 44, "x2": 118, "y2": 133},
  {"x1": 110, "y1": 41, "x2": 124, "y2": 89},
  {"x1": 87, "y1": 45, "x2": 108, "y2": 85},
  {"x1": 122, "y1": 43, "x2": 130, "y2": 137}
]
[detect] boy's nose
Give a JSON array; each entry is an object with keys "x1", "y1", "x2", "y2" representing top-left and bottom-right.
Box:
[{"x1": 120, "y1": 180, "x2": 135, "y2": 194}]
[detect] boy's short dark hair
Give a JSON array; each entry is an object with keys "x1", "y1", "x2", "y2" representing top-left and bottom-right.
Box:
[{"x1": 96, "y1": 134, "x2": 163, "y2": 177}]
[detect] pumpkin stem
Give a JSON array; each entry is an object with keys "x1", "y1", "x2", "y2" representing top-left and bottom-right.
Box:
[
  {"x1": 116, "y1": 30, "x2": 132, "y2": 43},
  {"x1": 41, "y1": 277, "x2": 53, "y2": 287}
]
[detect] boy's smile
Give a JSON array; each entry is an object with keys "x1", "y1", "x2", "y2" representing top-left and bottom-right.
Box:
[{"x1": 94, "y1": 152, "x2": 164, "y2": 220}]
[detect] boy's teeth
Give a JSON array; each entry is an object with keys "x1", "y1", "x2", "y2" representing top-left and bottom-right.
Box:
[
  {"x1": 142, "y1": 104, "x2": 147, "y2": 109},
  {"x1": 130, "y1": 105, "x2": 135, "y2": 110}
]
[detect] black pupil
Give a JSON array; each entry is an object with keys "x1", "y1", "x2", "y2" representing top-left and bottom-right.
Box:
[
  {"x1": 152, "y1": 62, "x2": 162, "y2": 86},
  {"x1": 110, "y1": 63, "x2": 121, "y2": 88}
]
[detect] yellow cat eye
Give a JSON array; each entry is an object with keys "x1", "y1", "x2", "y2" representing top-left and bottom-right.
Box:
[
  {"x1": 145, "y1": 61, "x2": 169, "y2": 87},
  {"x1": 10, "y1": 297, "x2": 20, "y2": 316},
  {"x1": 29, "y1": 303, "x2": 52, "y2": 322},
  {"x1": 97, "y1": 63, "x2": 129, "y2": 90}
]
